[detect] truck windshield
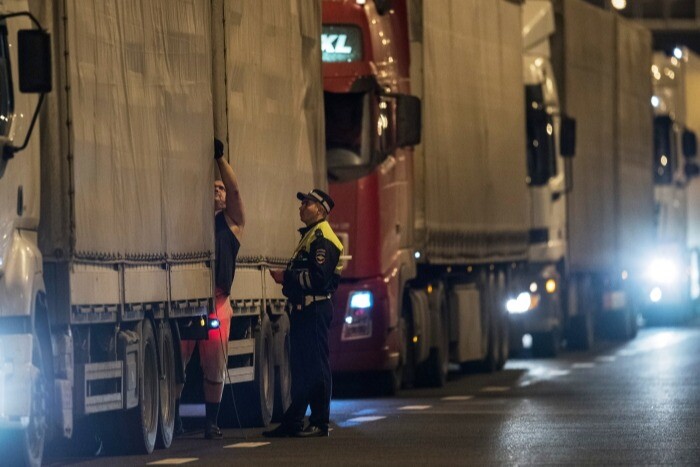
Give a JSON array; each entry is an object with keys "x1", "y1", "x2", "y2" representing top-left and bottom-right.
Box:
[
  {"x1": 525, "y1": 85, "x2": 555, "y2": 185},
  {"x1": 0, "y1": 25, "x2": 12, "y2": 138},
  {"x1": 325, "y1": 91, "x2": 373, "y2": 180},
  {"x1": 653, "y1": 116, "x2": 675, "y2": 185}
]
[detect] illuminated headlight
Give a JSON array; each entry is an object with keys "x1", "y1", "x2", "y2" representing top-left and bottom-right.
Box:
[
  {"x1": 506, "y1": 292, "x2": 540, "y2": 314},
  {"x1": 646, "y1": 258, "x2": 679, "y2": 284},
  {"x1": 209, "y1": 318, "x2": 220, "y2": 330},
  {"x1": 650, "y1": 287, "x2": 662, "y2": 303},
  {"x1": 342, "y1": 291, "x2": 373, "y2": 341}
]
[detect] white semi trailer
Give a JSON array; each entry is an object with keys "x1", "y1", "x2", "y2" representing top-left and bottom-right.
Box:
[
  {"x1": 509, "y1": 0, "x2": 654, "y2": 356},
  {"x1": 0, "y1": 0, "x2": 324, "y2": 465},
  {"x1": 643, "y1": 47, "x2": 700, "y2": 322}
]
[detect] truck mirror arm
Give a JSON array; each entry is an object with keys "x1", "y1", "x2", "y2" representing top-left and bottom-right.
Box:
[
  {"x1": 2, "y1": 92, "x2": 45, "y2": 161},
  {"x1": 0, "y1": 11, "x2": 45, "y2": 30},
  {"x1": 0, "y1": 12, "x2": 49, "y2": 161}
]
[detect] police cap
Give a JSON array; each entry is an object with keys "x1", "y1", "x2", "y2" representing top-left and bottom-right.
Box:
[{"x1": 296, "y1": 188, "x2": 335, "y2": 214}]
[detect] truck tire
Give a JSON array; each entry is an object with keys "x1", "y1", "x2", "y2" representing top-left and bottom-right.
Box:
[
  {"x1": 105, "y1": 319, "x2": 159, "y2": 455},
  {"x1": 496, "y1": 272, "x2": 509, "y2": 370},
  {"x1": 478, "y1": 273, "x2": 499, "y2": 373},
  {"x1": 222, "y1": 315, "x2": 274, "y2": 427},
  {"x1": 156, "y1": 323, "x2": 176, "y2": 449},
  {"x1": 531, "y1": 329, "x2": 560, "y2": 358},
  {"x1": 416, "y1": 286, "x2": 449, "y2": 387},
  {"x1": 567, "y1": 313, "x2": 593, "y2": 351},
  {"x1": 3, "y1": 335, "x2": 49, "y2": 467},
  {"x1": 272, "y1": 314, "x2": 291, "y2": 422},
  {"x1": 380, "y1": 317, "x2": 407, "y2": 395}
]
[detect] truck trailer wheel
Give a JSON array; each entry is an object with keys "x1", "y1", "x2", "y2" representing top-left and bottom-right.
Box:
[
  {"x1": 222, "y1": 315, "x2": 274, "y2": 427},
  {"x1": 416, "y1": 285, "x2": 449, "y2": 387},
  {"x1": 531, "y1": 329, "x2": 560, "y2": 358},
  {"x1": 3, "y1": 335, "x2": 49, "y2": 467},
  {"x1": 478, "y1": 273, "x2": 500, "y2": 373},
  {"x1": 380, "y1": 317, "x2": 407, "y2": 395},
  {"x1": 567, "y1": 313, "x2": 593, "y2": 351},
  {"x1": 106, "y1": 319, "x2": 159, "y2": 455},
  {"x1": 156, "y1": 323, "x2": 176, "y2": 449},
  {"x1": 272, "y1": 313, "x2": 291, "y2": 422}
]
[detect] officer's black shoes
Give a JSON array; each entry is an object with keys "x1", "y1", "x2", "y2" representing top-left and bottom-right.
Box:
[
  {"x1": 262, "y1": 424, "x2": 296, "y2": 438},
  {"x1": 204, "y1": 424, "x2": 223, "y2": 440},
  {"x1": 294, "y1": 424, "x2": 329, "y2": 438}
]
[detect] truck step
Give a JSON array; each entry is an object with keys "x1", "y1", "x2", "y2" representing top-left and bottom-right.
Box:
[
  {"x1": 228, "y1": 338, "x2": 254, "y2": 357},
  {"x1": 226, "y1": 366, "x2": 255, "y2": 384},
  {"x1": 76, "y1": 361, "x2": 123, "y2": 415}
]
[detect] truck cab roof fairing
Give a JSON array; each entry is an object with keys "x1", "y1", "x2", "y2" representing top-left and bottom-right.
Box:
[{"x1": 323, "y1": 0, "x2": 408, "y2": 93}]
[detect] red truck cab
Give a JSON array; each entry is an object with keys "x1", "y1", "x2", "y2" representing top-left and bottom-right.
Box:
[{"x1": 322, "y1": 0, "x2": 420, "y2": 386}]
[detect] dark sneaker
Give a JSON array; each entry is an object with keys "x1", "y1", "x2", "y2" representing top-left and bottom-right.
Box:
[
  {"x1": 294, "y1": 425, "x2": 329, "y2": 438},
  {"x1": 262, "y1": 424, "x2": 296, "y2": 438},
  {"x1": 204, "y1": 424, "x2": 223, "y2": 439}
]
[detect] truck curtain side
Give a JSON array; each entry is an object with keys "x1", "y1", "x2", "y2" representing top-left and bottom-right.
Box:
[
  {"x1": 644, "y1": 47, "x2": 700, "y2": 321},
  {"x1": 411, "y1": 0, "x2": 525, "y2": 374},
  {"x1": 552, "y1": 0, "x2": 653, "y2": 341},
  {"x1": 0, "y1": 0, "x2": 324, "y2": 464}
]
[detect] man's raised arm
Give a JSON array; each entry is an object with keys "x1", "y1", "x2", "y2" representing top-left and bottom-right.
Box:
[{"x1": 215, "y1": 138, "x2": 246, "y2": 235}]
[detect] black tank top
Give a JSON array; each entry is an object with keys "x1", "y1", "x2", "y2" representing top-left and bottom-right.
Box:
[{"x1": 215, "y1": 211, "x2": 240, "y2": 296}]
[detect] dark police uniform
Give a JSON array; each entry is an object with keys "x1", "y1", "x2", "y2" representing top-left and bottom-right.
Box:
[{"x1": 280, "y1": 219, "x2": 343, "y2": 433}]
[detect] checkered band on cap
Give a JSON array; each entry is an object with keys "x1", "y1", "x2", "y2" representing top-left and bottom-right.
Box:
[{"x1": 296, "y1": 189, "x2": 334, "y2": 213}]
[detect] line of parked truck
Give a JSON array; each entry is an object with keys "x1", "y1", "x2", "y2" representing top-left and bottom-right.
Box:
[{"x1": 0, "y1": 0, "x2": 698, "y2": 465}]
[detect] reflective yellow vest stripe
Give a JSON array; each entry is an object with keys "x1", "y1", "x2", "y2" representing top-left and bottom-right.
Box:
[{"x1": 292, "y1": 220, "x2": 344, "y2": 274}]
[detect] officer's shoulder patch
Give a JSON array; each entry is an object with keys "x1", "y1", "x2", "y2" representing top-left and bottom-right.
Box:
[
  {"x1": 315, "y1": 229, "x2": 324, "y2": 238},
  {"x1": 315, "y1": 248, "x2": 326, "y2": 265}
]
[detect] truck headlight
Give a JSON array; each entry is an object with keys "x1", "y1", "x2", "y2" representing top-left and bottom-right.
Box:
[
  {"x1": 342, "y1": 291, "x2": 373, "y2": 341},
  {"x1": 506, "y1": 292, "x2": 540, "y2": 314},
  {"x1": 646, "y1": 258, "x2": 679, "y2": 284},
  {"x1": 649, "y1": 287, "x2": 662, "y2": 303}
]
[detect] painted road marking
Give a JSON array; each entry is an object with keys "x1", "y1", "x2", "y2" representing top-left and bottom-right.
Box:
[
  {"x1": 178, "y1": 404, "x2": 204, "y2": 417},
  {"x1": 480, "y1": 386, "x2": 510, "y2": 392},
  {"x1": 346, "y1": 415, "x2": 386, "y2": 423},
  {"x1": 399, "y1": 405, "x2": 431, "y2": 410},
  {"x1": 148, "y1": 459, "x2": 198, "y2": 465},
  {"x1": 225, "y1": 442, "x2": 270, "y2": 449},
  {"x1": 596, "y1": 356, "x2": 616, "y2": 363},
  {"x1": 442, "y1": 396, "x2": 474, "y2": 401},
  {"x1": 572, "y1": 362, "x2": 595, "y2": 369}
]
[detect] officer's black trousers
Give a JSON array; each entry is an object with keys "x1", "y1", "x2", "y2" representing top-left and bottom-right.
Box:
[{"x1": 282, "y1": 299, "x2": 333, "y2": 431}]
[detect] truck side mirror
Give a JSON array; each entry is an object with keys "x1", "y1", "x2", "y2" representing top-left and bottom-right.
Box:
[
  {"x1": 396, "y1": 94, "x2": 421, "y2": 147},
  {"x1": 374, "y1": 0, "x2": 392, "y2": 15},
  {"x1": 560, "y1": 115, "x2": 576, "y2": 157},
  {"x1": 18, "y1": 29, "x2": 51, "y2": 93},
  {"x1": 682, "y1": 129, "x2": 697, "y2": 158}
]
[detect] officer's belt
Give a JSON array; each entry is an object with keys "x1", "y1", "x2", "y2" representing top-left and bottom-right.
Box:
[{"x1": 290, "y1": 294, "x2": 331, "y2": 311}]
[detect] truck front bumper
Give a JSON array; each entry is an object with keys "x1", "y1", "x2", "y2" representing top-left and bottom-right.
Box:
[
  {"x1": 0, "y1": 333, "x2": 35, "y2": 429},
  {"x1": 329, "y1": 279, "x2": 400, "y2": 373}
]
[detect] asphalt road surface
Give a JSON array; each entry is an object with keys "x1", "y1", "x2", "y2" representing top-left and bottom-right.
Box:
[{"x1": 47, "y1": 319, "x2": 700, "y2": 466}]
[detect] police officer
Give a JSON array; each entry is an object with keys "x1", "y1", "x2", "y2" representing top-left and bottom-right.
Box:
[{"x1": 263, "y1": 189, "x2": 343, "y2": 438}]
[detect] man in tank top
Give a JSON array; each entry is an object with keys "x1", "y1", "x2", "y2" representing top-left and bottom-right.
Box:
[{"x1": 176, "y1": 138, "x2": 244, "y2": 439}]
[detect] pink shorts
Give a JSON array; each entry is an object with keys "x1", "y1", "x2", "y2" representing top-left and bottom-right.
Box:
[{"x1": 180, "y1": 290, "x2": 233, "y2": 386}]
